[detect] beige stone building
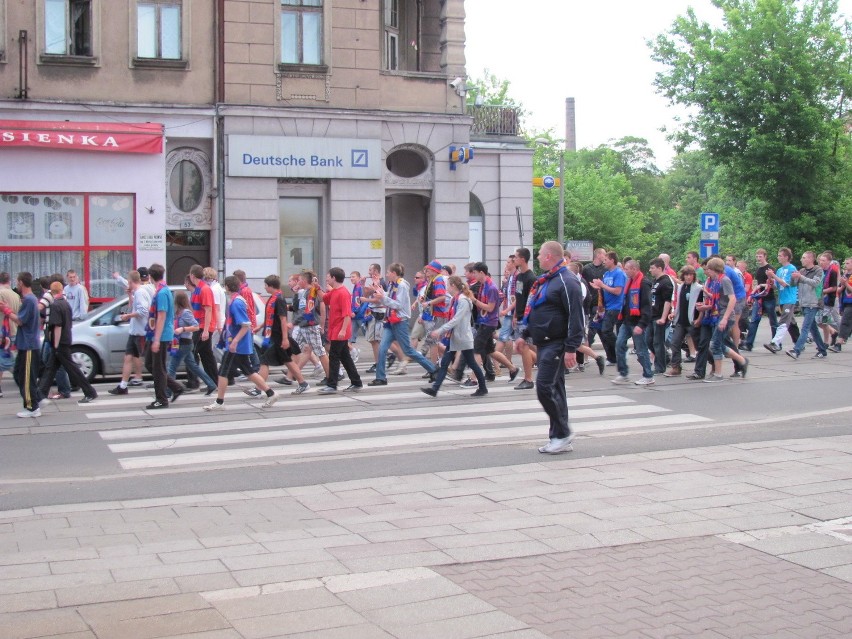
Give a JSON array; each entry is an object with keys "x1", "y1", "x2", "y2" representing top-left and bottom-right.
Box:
[{"x1": 0, "y1": 0, "x2": 532, "y2": 295}]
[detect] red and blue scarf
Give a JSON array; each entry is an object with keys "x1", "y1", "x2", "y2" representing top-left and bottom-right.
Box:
[
  {"x1": 263, "y1": 291, "x2": 281, "y2": 347},
  {"x1": 522, "y1": 260, "x2": 567, "y2": 325}
]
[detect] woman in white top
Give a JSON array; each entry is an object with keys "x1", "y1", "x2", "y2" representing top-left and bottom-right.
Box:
[{"x1": 421, "y1": 275, "x2": 487, "y2": 398}]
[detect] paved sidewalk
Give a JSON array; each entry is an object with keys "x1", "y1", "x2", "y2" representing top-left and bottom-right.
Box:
[{"x1": 2, "y1": 435, "x2": 852, "y2": 638}]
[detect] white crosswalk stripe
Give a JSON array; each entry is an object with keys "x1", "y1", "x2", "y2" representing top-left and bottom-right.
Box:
[{"x1": 96, "y1": 376, "x2": 712, "y2": 470}]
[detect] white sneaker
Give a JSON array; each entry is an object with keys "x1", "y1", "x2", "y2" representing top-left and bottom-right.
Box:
[
  {"x1": 539, "y1": 437, "x2": 574, "y2": 454},
  {"x1": 311, "y1": 365, "x2": 324, "y2": 378},
  {"x1": 634, "y1": 377, "x2": 655, "y2": 386},
  {"x1": 262, "y1": 393, "x2": 279, "y2": 407},
  {"x1": 17, "y1": 408, "x2": 41, "y2": 418},
  {"x1": 292, "y1": 381, "x2": 309, "y2": 395},
  {"x1": 351, "y1": 347, "x2": 360, "y2": 363},
  {"x1": 203, "y1": 402, "x2": 224, "y2": 411},
  {"x1": 392, "y1": 365, "x2": 408, "y2": 376},
  {"x1": 611, "y1": 375, "x2": 631, "y2": 385},
  {"x1": 317, "y1": 386, "x2": 337, "y2": 395}
]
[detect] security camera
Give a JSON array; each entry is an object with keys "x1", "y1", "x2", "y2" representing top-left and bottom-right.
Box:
[{"x1": 449, "y1": 77, "x2": 464, "y2": 90}]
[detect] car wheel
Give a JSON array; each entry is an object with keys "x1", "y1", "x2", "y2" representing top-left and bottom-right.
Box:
[{"x1": 70, "y1": 346, "x2": 98, "y2": 383}]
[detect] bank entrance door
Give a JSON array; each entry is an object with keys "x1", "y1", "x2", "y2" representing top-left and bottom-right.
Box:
[{"x1": 385, "y1": 193, "x2": 429, "y2": 278}]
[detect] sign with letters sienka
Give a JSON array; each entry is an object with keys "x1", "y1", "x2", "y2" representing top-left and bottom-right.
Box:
[{"x1": 228, "y1": 135, "x2": 382, "y2": 179}]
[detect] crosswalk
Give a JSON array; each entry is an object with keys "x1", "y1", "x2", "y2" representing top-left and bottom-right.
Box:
[{"x1": 95, "y1": 374, "x2": 713, "y2": 471}]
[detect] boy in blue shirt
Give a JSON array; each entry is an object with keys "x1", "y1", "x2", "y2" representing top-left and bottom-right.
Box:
[
  {"x1": 764, "y1": 247, "x2": 799, "y2": 353},
  {"x1": 590, "y1": 251, "x2": 627, "y2": 365},
  {"x1": 205, "y1": 276, "x2": 277, "y2": 411}
]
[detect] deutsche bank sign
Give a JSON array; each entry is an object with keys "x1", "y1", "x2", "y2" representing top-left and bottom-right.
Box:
[{"x1": 228, "y1": 135, "x2": 382, "y2": 179}]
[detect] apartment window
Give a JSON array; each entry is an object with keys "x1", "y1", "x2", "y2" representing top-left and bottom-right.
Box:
[
  {"x1": 280, "y1": 0, "x2": 322, "y2": 66},
  {"x1": 44, "y1": 0, "x2": 92, "y2": 56},
  {"x1": 137, "y1": 1, "x2": 181, "y2": 59},
  {"x1": 384, "y1": 0, "x2": 399, "y2": 70}
]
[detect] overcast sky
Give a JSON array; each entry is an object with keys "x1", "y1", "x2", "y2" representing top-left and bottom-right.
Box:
[{"x1": 464, "y1": 0, "x2": 852, "y2": 170}]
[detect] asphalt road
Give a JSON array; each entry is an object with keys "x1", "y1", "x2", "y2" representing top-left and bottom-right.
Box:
[{"x1": 1, "y1": 338, "x2": 850, "y2": 510}]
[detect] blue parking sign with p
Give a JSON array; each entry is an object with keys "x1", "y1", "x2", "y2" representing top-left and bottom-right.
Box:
[{"x1": 700, "y1": 212, "x2": 720, "y2": 232}]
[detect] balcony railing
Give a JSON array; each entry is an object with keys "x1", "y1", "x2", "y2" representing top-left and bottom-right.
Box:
[{"x1": 467, "y1": 104, "x2": 522, "y2": 137}]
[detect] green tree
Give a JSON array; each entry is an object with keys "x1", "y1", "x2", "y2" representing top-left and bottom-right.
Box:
[{"x1": 651, "y1": 0, "x2": 852, "y2": 222}]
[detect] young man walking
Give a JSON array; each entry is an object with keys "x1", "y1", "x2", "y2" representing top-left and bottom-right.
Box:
[
  {"x1": 612, "y1": 260, "x2": 654, "y2": 386},
  {"x1": 1, "y1": 272, "x2": 43, "y2": 417},
  {"x1": 743, "y1": 248, "x2": 777, "y2": 351},
  {"x1": 647, "y1": 258, "x2": 674, "y2": 375},
  {"x1": 144, "y1": 264, "x2": 185, "y2": 409},
  {"x1": 786, "y1": 251, "x2": 828, "y2": 360},
  {"x1": 513, "y1": 247, "x2": 538, "y2": 389},
  {"x1": 318, "y1": 267, "x2": 363, "y2": 394},
  {"x1": 590, "y1": 251, "x2": 626, "y2": 366},
  {"x1": 764, "y1": 248, "x2": 798, "y2": 353},
  {"x1": 205, "y1": 276, "x2": 277, "y2": 411}
]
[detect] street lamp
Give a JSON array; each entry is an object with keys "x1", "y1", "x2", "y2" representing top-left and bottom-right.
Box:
[{"x1": 533, "y1": 138, "x2": 565, "y2": 247}]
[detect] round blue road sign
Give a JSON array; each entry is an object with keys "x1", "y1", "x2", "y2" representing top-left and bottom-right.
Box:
[{"x1": 542, "y1": 175, "x2": 555, "y2": 189}]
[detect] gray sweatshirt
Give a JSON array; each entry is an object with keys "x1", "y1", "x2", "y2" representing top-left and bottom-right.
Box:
[{"x1": 796, "y1": 266, "x2": 824, "y2": 308}]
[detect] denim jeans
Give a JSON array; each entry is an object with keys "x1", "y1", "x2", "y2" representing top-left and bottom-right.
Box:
[
  {"x1": 709, "y1": 322, "x2": 733, "y2": 361},
  {"x1": 600, "y1": 309, "x2": 620, "y2": 363},
  {"x1": 168, "y1": 341, "x2": 216, "y2": 391},
  {"x1": 647, "y1": 320, "x2": 670, "y2": 374},
  {"x1": 793, "y1": 307, "x2": 827, "y2": 355},
  {"x1": 41, "y1": 341, "x2": 70, "y2": 396},
  {"x1": 375, "y1": 321, "x2": 436, "y2": 380},
  {"x1": 745, "y1": 296, "x2": 778, "y2": 348},
  {"x1": 616, "y1": 323, "x2": 653, "y2": 379}
]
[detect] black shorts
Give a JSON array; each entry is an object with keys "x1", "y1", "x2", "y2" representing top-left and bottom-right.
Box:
[
  {"x1": 473, "y1": 325, "x2": 497, "y2": 355},
  {"x1": 218, "y1": 351, "x2": 259, "y2": 379},
  {"x1": 125, "y1": 334, "x2": 147, "y2": 358},
  {"x1": 262, "y1": 341, "x2": 297, "y2": 366}
]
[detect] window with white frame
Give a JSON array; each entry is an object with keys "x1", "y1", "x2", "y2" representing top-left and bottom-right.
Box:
[
  {"x1": 137, "y1": 0, "x2": 181, "y2": 59},
  {"x1": 44, "y1": 0, "x2": 93, "y2": 56},
  {"x1": 280, "y1": 0, "x2": 323, "y2": 66},
  {"x1": 384, "y1": 0, "x2": 399, "y2": 70}
]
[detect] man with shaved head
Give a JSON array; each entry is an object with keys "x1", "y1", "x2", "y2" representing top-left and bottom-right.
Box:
[{"x1": 515, "y1": 241, "x2": 584, "y2": 455}]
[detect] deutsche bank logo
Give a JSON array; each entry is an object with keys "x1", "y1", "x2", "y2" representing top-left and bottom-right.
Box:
[
  {"x1": 351, "y1": 149, "x2": 369, "y2": 168},
  {"x1": 700, "y1": 212, "x2": 720, "y2": 232}
]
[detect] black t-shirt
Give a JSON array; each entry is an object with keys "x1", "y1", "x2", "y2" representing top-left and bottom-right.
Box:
[
  {"x1": 270, "y1": 295, "x2": 289, "y2": 342},
  {"x1": 514, "y1": 269, "x2": 537, "y2": 320},
  {"x1": 754, "y1": 264, "x2": 770, "y2": 287},
  {"x1": 651, "y1": 275, "x2": 674, "y2": 319},
  {"x1": 824, "y1": 267, "x2": 838, "y2": 306},
  {"x1": 677, "y1": 284, "x2": 694, "y2": 327},
  {"x1": 48, "y1": 297, "x2": 73, "y2": 345},
  {"x1": 582, "y1": 262, "x2": 606, "y2": 287}
]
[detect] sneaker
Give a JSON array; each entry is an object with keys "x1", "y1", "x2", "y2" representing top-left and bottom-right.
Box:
[
  {"x1": 351, "y1": 348, "x2": 360, "y2": 363},
  {"x1": 785, "y1": 349, "x2": 799, "y2": 360},
  {"x1": 129, "y1": 378, "x2": 144, "y2": 387},
  {"x1": 595, "y1": 356, "x2": 606, "y2": 376},
  {"x1": 461, "y1": 379, "x2": 478, "y2": 388},
  {"x1": 183, "y1": 386, "x2": 200, "y2": 394},
  {"x1": 261, "y1": 393, "x2": 278, "y2": 407},
  {"x1": 342, "y1": 384, "x2": 362, "y2": 393},
  {"x1": 703, "y1": 375, "x2": 725, "y2": 383},
  {"x1": 310, "y1": 365, "x2": 324, "y2": 378},
  {"x1": 508, "y1": 367, "x2": 520, "y2": 382},
  {"x1": 539, "y1": 436, "x2": 574, "y2": 454},
  {"x1": 108, "y1": 385, "x2": 128, "y2": 396},
  {"x1": 420, "y1": 386, "x2": 437, "y2": 397},
  {"x1": 77, "y1": 395, "x2": 97, "y2": 405},
  {"x1": 450, "y1": 368, "x2": 464, "y2": 382},
  {"x1": 292, "y1": 381, "x2": 310, "y2": 395},
  {"x1": 611, "y1": 375, "x2": 631, "y2": 385},
  {"x1": 663, "y1": 366, "x2": 682, "y2": 377},
  {"x1": 629, "y1": 348, "x2": 636, "y2": 355},
  {"x1": 740, "y1": 344, "x2": 753, "y2": 352},
  {"x1": 235, "y1": 375, "x2": 248, "y2": 382},
  {"x1": 243, "y1": 388, "x2": 262, "y2": 397},
  {"x1": 684, "y1": 355, "x2": 697, "y2": 363},
  {"x1": 422, "y1": 372, "x2": 432, "y2": 379},
  {"x1": 274, "y1": 376, "x2": 293, "y2": 386},
  {"x1": 17, "y1": 408, "x2": 41, "y2": 418},
  {"x1": 205, "y1": 387, "x2": 218, "y2": 396},
  {"x1": 605, "y1": 360, "x2": 617, "y2": 366},
  {"x1": 146, "y1": 401, "x2": 168, "y2": 410},
  {"x1": 392, "y1": 365, "x2": 408, "y2": 376},
  {"x1": 366, "y1": 364, "x2": 377, "y2": 374},
  {"x1": 317, "y1": 378, "x2": 330, "y2": 387},
  {"x1": 170, "y1": 388, "x2": 183, "y2": 403},
  {"x1": 317, "y1": 386, "x2": 337, "y2": 395},
  {"x1": 741, "y1": 357, "x2": 749, "y2": 378},
  {"x1": 729, "y1": 371, "x2": 742, "y2": 378},
  {"x1": 812, "y1": 352, "x2": 827, "y2": 359},
  {"x1": 634, "y1": 377, "x2": 655, "y2": 386},
  {"x1": 203, "y1": 401, "x2": 223, "y2": 411},
  {"x1": 145, "y1": 382, "x2": 156, "y2": 390},
  {"x1": 514, "y1": 380, "x2": 534, "y2": 390},
  {"x1": 828, "y1": 344, "x2": 842, "y2": 353},
  {"x1": 471, "y1": 388, "x2": 488, "y2": 397},
  {"x1": 686, "y1": 373, "x2": 704, "y2": 380},
  {"x1": 368, "y1": 379, "x2": 387, "y2": 387},
  {"x1": 764, "y1": 343, "x2": 780, "y2": 354},
  {"x1": 567, "y1": 365, "x2": 581, "y2": 373}
]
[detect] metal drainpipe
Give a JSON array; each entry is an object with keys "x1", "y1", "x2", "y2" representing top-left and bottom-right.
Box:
[{"x1": 215, "y1": 0, "x2": 226, "y2": 277}]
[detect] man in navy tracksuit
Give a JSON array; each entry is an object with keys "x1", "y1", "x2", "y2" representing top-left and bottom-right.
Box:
[{"x1": 515, "y1": 241, "x2": 585, "y2": 455}]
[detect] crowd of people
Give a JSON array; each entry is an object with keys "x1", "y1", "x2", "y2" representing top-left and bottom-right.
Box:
[{"x1": 1, "y1": 245, "x2": 850, "y2": 451}]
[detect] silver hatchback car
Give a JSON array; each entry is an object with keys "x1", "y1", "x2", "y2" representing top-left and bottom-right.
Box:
[{"x1": 70, "y1": 286, "x2": 266, "y2": 381}]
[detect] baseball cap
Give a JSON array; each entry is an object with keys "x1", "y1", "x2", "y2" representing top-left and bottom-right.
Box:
[{"x1": 137, "y1": 266, "x2": 149, "y2": 279}]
